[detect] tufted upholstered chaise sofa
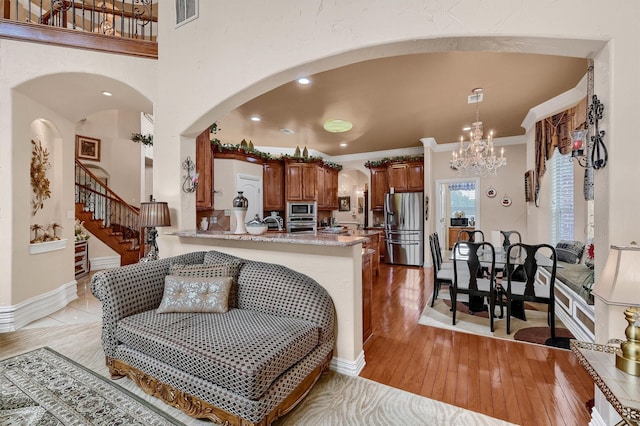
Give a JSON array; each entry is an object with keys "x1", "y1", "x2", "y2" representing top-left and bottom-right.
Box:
[{"x1": 90, "y1": 250, "x2": 335, "y2": 425}]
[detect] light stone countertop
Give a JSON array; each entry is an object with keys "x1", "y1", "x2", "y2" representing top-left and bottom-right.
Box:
[{"x1": 174, "y1": 230, "x2": 369, "y2": 247}]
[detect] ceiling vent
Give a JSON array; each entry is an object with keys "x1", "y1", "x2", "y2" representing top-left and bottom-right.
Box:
[{"x1": 468, "y1": 88, "x2": 484, "y2": 104}]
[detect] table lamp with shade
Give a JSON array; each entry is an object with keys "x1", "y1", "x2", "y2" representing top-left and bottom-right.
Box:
[
  {"x1": 138, "y1": 198, "x2": 171, "y2": 262},
  {"x1": 591, "y1": 242, "x2": 640, "y2": 376}
]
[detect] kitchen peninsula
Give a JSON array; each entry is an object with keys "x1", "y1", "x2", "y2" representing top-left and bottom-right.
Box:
[{"x1": 173, "y1": 230, "x2": 370, "y2": 376}]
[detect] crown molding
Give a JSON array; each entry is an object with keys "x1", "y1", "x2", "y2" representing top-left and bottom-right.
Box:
[{"x1": 521, "y1": 74, "x2": 587, "y2": 132}]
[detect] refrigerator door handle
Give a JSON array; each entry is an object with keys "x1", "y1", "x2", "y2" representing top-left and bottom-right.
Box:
[
  {"x1": 387, "y1": 231, "x2": 421, "y2": 237},
  {"x1": 388, "y1": 241, "x2": 421, "y2": 246}
]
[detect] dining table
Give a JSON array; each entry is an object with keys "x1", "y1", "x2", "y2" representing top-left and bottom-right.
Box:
[{"x1": 446, "y1": 246, "x2": 559, "y2": 317}]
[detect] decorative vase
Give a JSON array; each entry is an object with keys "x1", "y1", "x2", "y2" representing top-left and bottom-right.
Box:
[{"x1": 233, "y1": 191, "x2": 248, "y2": 234}]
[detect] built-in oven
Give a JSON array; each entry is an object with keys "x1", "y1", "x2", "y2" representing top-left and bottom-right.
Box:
[
  {"x1": 286, "y1": 220, "x2": 317, "y2": 233},
  {"x1": 286, "y1": 202, "x2": 317, "y2": 233}
]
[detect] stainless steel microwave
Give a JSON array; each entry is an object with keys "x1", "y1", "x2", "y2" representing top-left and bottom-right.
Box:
[{"x1": 287, "y1": 201, "x2": 316, "y2": 217}]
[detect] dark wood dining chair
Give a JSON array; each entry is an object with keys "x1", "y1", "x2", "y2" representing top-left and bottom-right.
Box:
[
  {"x1": 458, "y1": 229, "x2": 485, "y2": 243},
  {"x1": 500, "y1": 230, "x2": 522, "y2": 252},
  {"x1": 429, "y1": 233, "x2": 453, "y2": 307},
  {"x1": 503, "y1": 243, "x2": 557, "y2": 338},
  {"x1": 451, "y1": 241, "x2": 497, "y2": 331}
]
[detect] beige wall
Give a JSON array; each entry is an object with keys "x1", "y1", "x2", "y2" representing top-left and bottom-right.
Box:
[{"x1": 0, "y1": 38, "x2": 156, "y2": 306}]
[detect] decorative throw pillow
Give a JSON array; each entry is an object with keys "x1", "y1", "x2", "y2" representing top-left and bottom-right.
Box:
[
  {"x1": 169, "y1": 260, "x2": 243, "y2": 279},
  {"x1": 157, "y1": 275, "x2": 233, "y2": 313},
  {"x1": 555, "y1": 240, "x2": 585, "y2": 264}
]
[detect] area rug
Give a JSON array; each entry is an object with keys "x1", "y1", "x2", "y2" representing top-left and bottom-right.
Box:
[
  {"x1": 0, "y1": 347, "x2": 184, "y2": 426},
  {"x1": 420, "y1": 290, "x2": 574, "y2": 349}
]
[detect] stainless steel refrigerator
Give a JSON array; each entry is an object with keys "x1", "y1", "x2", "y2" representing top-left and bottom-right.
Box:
[{"x1": 384, "y1": 192, "x2": 424, "y2": 266}]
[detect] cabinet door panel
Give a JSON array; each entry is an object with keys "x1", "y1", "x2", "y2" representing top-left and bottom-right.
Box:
[
  {"x1": 370, "y1": 167, "x2": 387, "y2": 211},
  {"x1": 387, "y1": 164, "x2": 408, "y2": 192},
  {"x1": 302, "y1": 164, "x2": 317, "y2": 201},
  {"x1": 263, "y1": 161, "x2": 284, "y2": 211},
  {"x1": 195, "y1": 129, "x2": 213, "y2": 209},
  {"x1": 317, "y1": 166, "x2": 326, "y2": 208},
  {"x1": 407, "y1": 162, "x2": 424, "y2": 191},
  {"x1": 286, "y1": 163, "x2": 303, "y2": 200}
]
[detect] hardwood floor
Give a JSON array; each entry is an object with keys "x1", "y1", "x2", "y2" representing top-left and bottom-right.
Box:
[{"x1": 360, "y1": 263, "x2": 594, "y2": 426}]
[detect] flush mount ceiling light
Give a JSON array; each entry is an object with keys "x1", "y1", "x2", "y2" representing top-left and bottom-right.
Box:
[
  {"x1": 323, "y1": 119, "x2": 353, "y2": 133},
  {"x1": 250, "y1": 116, "x2": 261, "y2": 122},
  {"x1": 297, "y1": 77, "x2": 311, "y2": 85},
  {"x1": 101, "y1": 91, "x2": 113, "y2": 96},
  {"x1": 340, "y1": 143, "x2": 348, "y2": 147},
  {"x1": 280, "y1": 128, "x2": 295, "y2": 134}
]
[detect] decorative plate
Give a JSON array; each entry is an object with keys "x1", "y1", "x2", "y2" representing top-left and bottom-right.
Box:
[
  {"x1": 501, "y1": 197, "x2": 512, "y2": 207},
  {"x1": 486, "y1": 187, "x2": 497, "y2": 198}
]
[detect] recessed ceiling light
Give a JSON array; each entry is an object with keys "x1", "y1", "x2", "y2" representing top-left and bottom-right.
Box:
[
  {"x1": 101, "y1": 91, "x2": 112, "y2": 96},
  {"x1": 323, "y1": 119, "x2": 353, "y2": 133},
  {"x1": 462, "y1": 126, "x2": 471, "y2": 131},
  {"x1": 340, "y1": 143, "x2": 348, "y2": 147},
  {"x1": 250, "y1": 116, "x2": 261, "y2": 122},
  {"x1": 280, "y1": 128, "x2": 295, "y2": 134},
  {"x1": 297, "y1": 77, "x2": 311, "y2": 85}
]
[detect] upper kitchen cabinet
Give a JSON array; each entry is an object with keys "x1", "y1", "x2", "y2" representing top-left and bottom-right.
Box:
[
  {"x1": 366, "y1": 157, "x2": 424, "y2": 211},
  {"x1": 387, "y1": 161, "x2": 424, "y2": 192},
  {"x1": 263, "y1": 160, "x2": 285, "y2": 211},
  {"x1": 195, "y1": 129, "x2": 213, "y2": 210},
  {"x1": 317, "y1": 166, "x2": 339, "y2": 210},
  {"x1": 369, "y1": 166, "x2": 387, "y2": 211},
  {"x1": 285, "y1": 160, "x2": 318, "y2": 201}
]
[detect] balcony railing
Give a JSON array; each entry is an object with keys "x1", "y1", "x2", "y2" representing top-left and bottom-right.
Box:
[{"x1": 1, "y1": 0, "x2": 157, "y2": 58}]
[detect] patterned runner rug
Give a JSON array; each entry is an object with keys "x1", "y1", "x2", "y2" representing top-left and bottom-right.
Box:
[{"x1": 0, "y1": 347, "x2": 184, "y2": 426}]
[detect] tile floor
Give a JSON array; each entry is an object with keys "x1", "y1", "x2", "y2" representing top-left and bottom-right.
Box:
[{"x1": 22, "y1": 272, "x2": 102, "y2": 329}]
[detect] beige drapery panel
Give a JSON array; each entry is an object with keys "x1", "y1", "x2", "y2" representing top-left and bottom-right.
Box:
[{"x1": 534, "y1": 97, "x2": 587, "y2": 203}]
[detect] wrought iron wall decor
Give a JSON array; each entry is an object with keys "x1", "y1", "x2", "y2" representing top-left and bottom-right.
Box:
[
  {"x1": 182, "y1": 156, "x2": 199, "y2": 193},
  {"x1": 589, "y1": 95, "x2": 607, "y2": 170}
]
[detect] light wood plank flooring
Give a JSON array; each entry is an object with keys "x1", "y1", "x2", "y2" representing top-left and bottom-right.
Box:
[{"x1": 360, "y1": 263, "x2": 594, "y2": 426}]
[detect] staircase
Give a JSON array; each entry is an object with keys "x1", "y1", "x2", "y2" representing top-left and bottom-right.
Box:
[{"x1": 75, "y1": 160, "x2": 142, "y2": 265}]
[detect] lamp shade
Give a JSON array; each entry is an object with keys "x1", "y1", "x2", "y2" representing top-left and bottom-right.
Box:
[
  {"x1": 592, "y1": 244, "x2": 640, "y2": 306},
  {"x1": 139, "y1": 202, "x2": 171, "y2": 228}
]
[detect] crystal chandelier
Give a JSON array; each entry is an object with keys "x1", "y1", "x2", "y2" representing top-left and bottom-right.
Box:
[{"x1": 450, "y1": 88, "x2": 506, "y2": 176}]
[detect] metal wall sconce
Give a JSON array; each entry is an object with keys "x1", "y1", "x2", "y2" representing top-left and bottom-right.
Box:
[
  {"x1": 182, "y1": 156, "x2": 199, "y2": 193},
  {"x1": 571, "y1": 95, "x2": 607, "y2": 169}
]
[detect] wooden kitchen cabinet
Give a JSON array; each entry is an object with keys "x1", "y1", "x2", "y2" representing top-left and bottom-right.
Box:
[
  {"x1": 318, "y1": 167, "x2": 338, "y2": 210},
  {"x1": 407, "y1": 162, "x2": 424, "y2": 191},
  {"x1": 285, "y1": 161, "x2": 318, "y2": 201},
  {"x1": 195, "y1": 129, "x2": 213, "y2": 210},
  {"x1": 263, "y1": 160, "x2": 285, "y2": 211},
  {"x1": 387, "y1": 161, "x2": 424, "y2": 192},
  {"x1": 369, "y1": 166, "x2": 387, "y2": 211}
]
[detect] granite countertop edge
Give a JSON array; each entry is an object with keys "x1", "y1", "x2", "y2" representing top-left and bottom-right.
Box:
[{"x1": 173, "y1": 230, "x2": 369, "y2": 247}]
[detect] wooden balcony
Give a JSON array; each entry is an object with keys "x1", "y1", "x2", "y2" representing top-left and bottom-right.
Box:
[{"x1": 0, "y1": 0, "x2": 157, "y2": 59}]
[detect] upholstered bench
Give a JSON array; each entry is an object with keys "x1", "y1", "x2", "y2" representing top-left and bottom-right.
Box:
[{"x1": 91, "y1": 250, "x2": 335, "y2": 425}]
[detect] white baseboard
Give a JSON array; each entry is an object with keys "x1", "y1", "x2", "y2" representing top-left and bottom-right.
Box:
[
  {"x1": 0, "y1": 280, "x2": 77, "y2": 332},
  {"x1": 330, "y1": 350, "x2": 366, "y2": 376},
  {"x1": 89, "y1": 256, "x2": 120, "y2": 270},
  {"x1": 589, "y1": 409, "x2": 607, "y2": 426}
]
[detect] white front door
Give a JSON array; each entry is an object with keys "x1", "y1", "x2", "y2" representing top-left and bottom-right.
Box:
[{"x1": 237, "y1": 174, "x2": 263, "y2": 223}]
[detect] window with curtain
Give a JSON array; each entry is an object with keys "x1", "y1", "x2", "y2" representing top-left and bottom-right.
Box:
[
  {"x1": 550, "y1": 148, "x2": 574, "y2": 244},
  {"x1": 449, "y1": 182, "x2": 476, "y2": 219}
]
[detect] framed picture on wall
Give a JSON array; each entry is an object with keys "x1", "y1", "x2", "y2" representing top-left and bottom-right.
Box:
[
  {"x1": 338, "y1": 196, "x2": 350, "y2": 211},
  {"x1": 76, "y1": 135, "x2": 101, "y2": 161}
]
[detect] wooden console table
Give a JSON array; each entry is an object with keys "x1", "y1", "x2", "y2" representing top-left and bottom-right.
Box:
[{"x1": 571, "y1": 340, "x2": 640, "y2": 425}]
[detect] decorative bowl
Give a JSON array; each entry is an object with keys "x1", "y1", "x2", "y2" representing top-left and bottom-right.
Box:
[{"x1": 246, "y1": 225, "x2": 268, "y2": 235}]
